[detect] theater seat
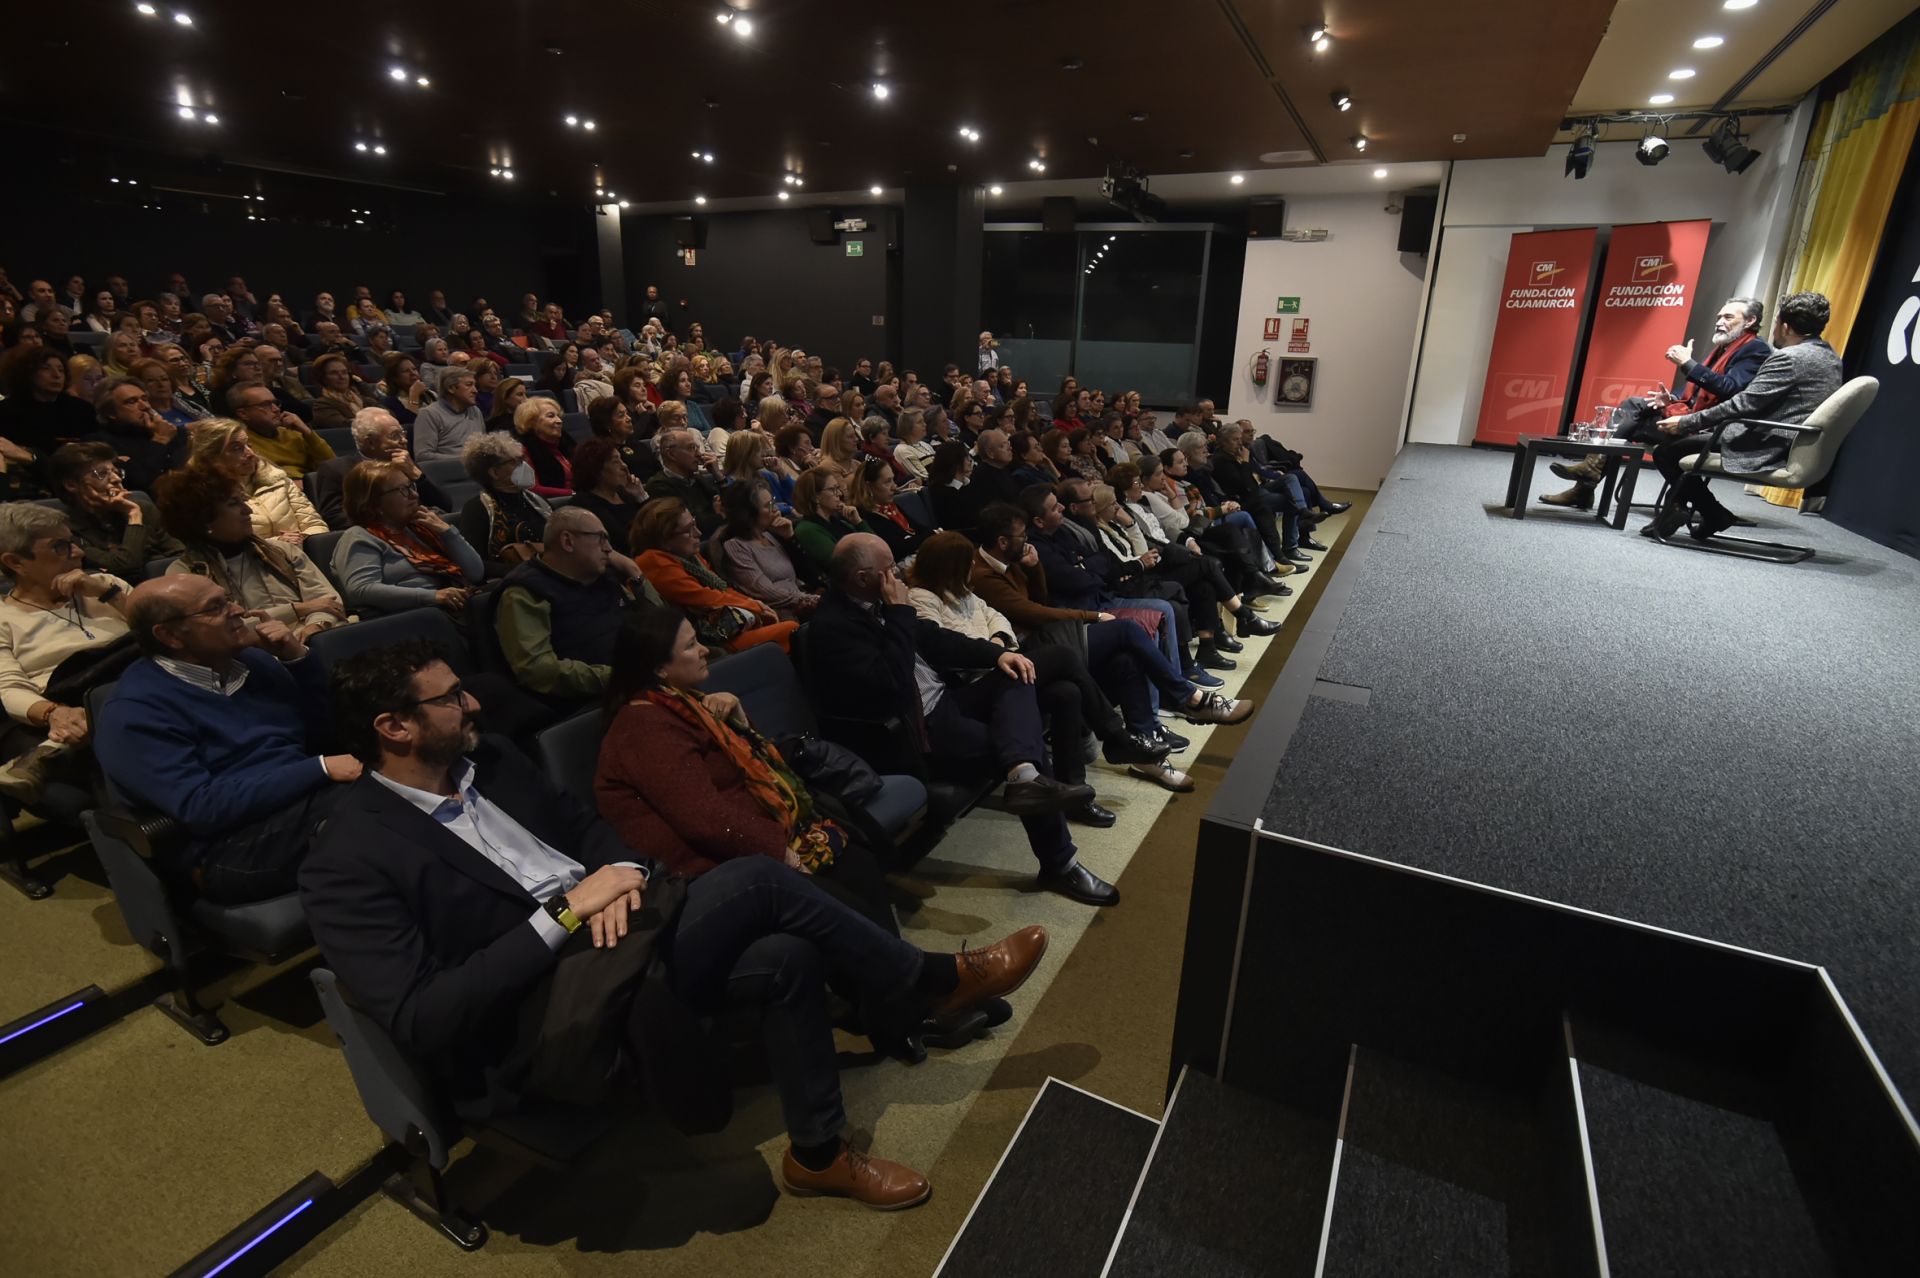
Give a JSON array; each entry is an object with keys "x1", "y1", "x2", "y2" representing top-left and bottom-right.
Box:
[
  {"x1": 318, "y1": 426, "x2": 355, "y2": 456},
  {"x1": 894, "y1": 489, "x2": 934, "y2": 532},
  {"x1": 420, "y1": 457, "x2": 467, "y2": 489},
  {"x1": 563, "y1": 412, "x2": 592, "y2": 442},
  {"x1": 308, "y1": 608, "x2": 472, "y2": 677},
  {"x1": 145, "y1": 555, "x2": 178, "y2": 581},
  {"x1": 303, "y1": 530, "x2": 346, "y2": 591},
  {"x1": 504, "y1": 364, "x2": 538, "y2": 381},
  {"x1": 312, "y1": 967, "x2": 608, "y2": 1252}
]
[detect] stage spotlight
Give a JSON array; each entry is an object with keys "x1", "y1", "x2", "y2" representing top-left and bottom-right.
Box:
[
  {"x1": 1703, "y1": 117, "x2": 1760, "y2": 174},
  {"x1": 1637, "y1": 134, "x2": 1670, "y2": 166},
  {"x1": 1565, "y1": 129, "x2": 1595, "y2": 179},
  {"x1": 1331, "y1": 90, "x2": 1352, "y2": 112}
]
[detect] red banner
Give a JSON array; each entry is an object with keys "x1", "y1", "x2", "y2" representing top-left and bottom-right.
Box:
[
  {"x1": 1472, "y1": 228, "x2": 1599, "y2": 446},
  {"x1": 1570, "y1": 219, "x2": 1712, "y2": 422}
]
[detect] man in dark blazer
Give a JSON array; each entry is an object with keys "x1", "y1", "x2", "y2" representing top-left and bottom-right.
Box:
[
  {"x1": 300, "y1": 638, "x2": 1048, "y2": 1209},
  {"x1": 950, "y1": 428, "x2": 1026, "y2": 538},
  {"x1": 801, "y1": 533, "x2": 1122, "y2": 906}
]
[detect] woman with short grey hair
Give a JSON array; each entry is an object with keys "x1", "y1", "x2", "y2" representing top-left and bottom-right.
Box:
[{"x1": 457, "y1": 432, "x2": 551, "y2": 578}]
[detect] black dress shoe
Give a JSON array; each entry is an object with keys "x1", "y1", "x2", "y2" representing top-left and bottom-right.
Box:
[
  {"x1": 977, "y1": 997, "x2": 1013, "y2": 1028},
  {"x1": 1689, "y1": 504, "x2": 1736, "y2": 542},
  {"x1": 1067, "y1": 800, "x2": 1117, "y2": 828},
  {"x1": 881, "y1": 1006, "x2": 990, "y2": 1064},
  {"x1": 1319, "y1": 501, "x2": 1352, "y2": 515},
  {"x1": 1250, "y1": 574, "x2": 1291, "y2": 596},
  {"x1": 1299, "y1": 536, "x2": 1329, "y2": 552},
  {"x1": 1038, "y1": 861, "x2": 1120, "y2": 906},
  {"x1": 1213, "y1": 631, "x2": 1244, "y2": 653},
  {"x1": 1196, "y1": 643, "x2": 1235, "y2": 671},
  {"x1": 1102, "y1": 732, "x2": 1170, "y2": 765},
  {"x1": 1285, "y1": 550, "x2": 1313, "y2": 564},
  {"x1": 1002, "y1": 775, "x2": 1096, "y2": 815},
  {"x1": 1236, "y1": 612, "x2": 1282, "y2": 638}
]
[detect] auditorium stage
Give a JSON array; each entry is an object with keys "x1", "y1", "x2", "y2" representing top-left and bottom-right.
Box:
[{"x1": 1253, "y1": 443, "x2": 1920, "y2": 1106}]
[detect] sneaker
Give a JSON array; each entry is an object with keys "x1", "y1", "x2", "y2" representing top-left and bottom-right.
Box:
[
  {"x1": 1128, "y1": 760, "x2": 1195, "y2": 792},
  {"x1": 0, "y1": 741, "x2": 66, "y2": 807},
  {"x1": 1183, "y1": 692, "x2": 1254, "y2": 725},
  {"x1": 1185, "y1": 668, "x2": 1225, "y2": 689},
  {"x1": 1149, "y1": 724, "x2": 1192, "y2": 753}
]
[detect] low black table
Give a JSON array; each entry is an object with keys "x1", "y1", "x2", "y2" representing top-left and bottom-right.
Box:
[{"x1": 1505, "y1": 435, "x2": 1650, "y2": 529}]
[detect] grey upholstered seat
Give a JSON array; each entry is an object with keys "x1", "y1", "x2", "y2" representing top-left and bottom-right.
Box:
[{"x1": 1685, "y1": 376, "x2": 1880, "y2": 489}]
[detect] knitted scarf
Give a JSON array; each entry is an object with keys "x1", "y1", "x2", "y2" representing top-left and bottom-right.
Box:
[{"x1": 368, "y1": 520, "x2": 466, "y2": 582}]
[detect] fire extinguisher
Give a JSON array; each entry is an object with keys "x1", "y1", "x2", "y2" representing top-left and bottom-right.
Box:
[{"x1": 1250, "y1": 348, "x2": 1271, "y2": 386}]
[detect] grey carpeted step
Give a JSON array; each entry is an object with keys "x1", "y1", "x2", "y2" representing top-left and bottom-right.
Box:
[
  {"x1": 1320, "y1": 1045, "x2": 1566, "y2": 1278},
  {"x1": 1578, "y1": 1060, "x2": 1834, "y2": 1278},
  {"x1": 1102, "y1": 1067, "x2": 1335, "y2": 1278},
  {"x1": 935, "y1": 1077, "x2": 1158, "y2": 1278}
]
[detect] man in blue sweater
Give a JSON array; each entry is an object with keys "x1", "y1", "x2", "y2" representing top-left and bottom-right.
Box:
[{"x1": 97, "y1": 575, "x2": 362, "y2": 903}]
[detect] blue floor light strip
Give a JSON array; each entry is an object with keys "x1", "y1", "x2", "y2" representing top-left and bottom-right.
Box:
[
  {"x1": 201, "y1": 1199, "x2": 315, "y2": 1278},
  {"x1": 0, "y1": 999, "x2": 86, "y2": 1045}
]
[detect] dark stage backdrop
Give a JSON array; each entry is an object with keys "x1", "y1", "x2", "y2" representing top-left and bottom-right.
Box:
[
  {"x1": 1826, "y1": 144, "x2": 1920, "y2": 560},
  {"x1": 621, "y1": 205, "x2": 896, "y2": 370},
  {"x1": 2, "y1": 190, "x2": 599, "y2": 323}
]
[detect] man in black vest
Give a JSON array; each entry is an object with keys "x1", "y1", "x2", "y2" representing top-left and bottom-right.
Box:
[{"x1": 495, "y1": 506, "x2": 640, "y2": 710}]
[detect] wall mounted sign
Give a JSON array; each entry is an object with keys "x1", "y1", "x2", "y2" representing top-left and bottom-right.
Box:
[
  {"x1": 846, "y1": 241, "x2": 865, "y2": 257},
  {"x1": 1288, "y1": 317, "x2": 1311, "y2": 353},
  {"x1": 682, "y1": 249, "x2": 697, "y2": 266},
  {"x1": 1263, "y1": 317, "x2": 1283, "y2": 340},
  {"x1": 1276, "y1": 296, "x2": 1302, "y2": 313},
  {"x1": 1274, "y1": 357, "x2": 1316, "y2": 408}
]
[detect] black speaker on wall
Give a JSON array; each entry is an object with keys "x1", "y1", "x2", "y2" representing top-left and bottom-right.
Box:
[
  {"x1": 806, "y1": 207, "x2": 838, "y2": 244},
  {"x1": 1398, "y1": 192, "x2": 1439, "y2": 254},
  {"x1": 1247, "y1": 199, "x2": 1287, "y2": 238},
  {"x1": 671, "y1": 216, "x2": 705, "y2": 249},
  {"x1": 1042, "y1": 197, "x2": 1076, "y2": 233}
]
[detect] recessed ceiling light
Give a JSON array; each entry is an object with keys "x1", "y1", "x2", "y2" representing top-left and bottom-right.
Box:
[
  {"x1": 389, "y1": 66, "x2": 408, "y2": 82},
  {"x1": 110, "y1": 176, "x2": 121, "y2": 183},
  {"x1": 783, "y1": 174, "x2": 795, "y2": 184},
  {"x1": 777, "y1": 190, "x2": 790, "y2": 200},
  {"x1": 794, "y1": 178, "x2": 804, "y2": 187},
  {"x1": 178, "y1": 106, "x2": 195, "y2": 119},
  {"x1": 172, "y1": 10, "x2": 193, "y2": 24},
  {"x1": 372, "y1": 143, "x2": 386, "y2": 155},
  {"x1": 871, "y1": 82, "x2": 889, "y2": 100},
  {"x1": 1693, "y1": 35, "x2": 1724, "y2": 48},
  {"x1": 1314, "y1": 36, "x2": 1331, "y2": 53},
  {"x1": 1028, "y1": 159, "x2": 1047, "y2": 172},
  {"x1": 733, "y1": 17, "x2": 752, "y2": 36},
  {"x1": 503, "y1": 169, "x2": 514, "y2": 179},
  {"x1": 416, "y1": 75, "x2": 430, "y2": 87},
  {"x1": 1108, "y1": 236, "x2": 1115, "y2": 242},
  {"x1": 202, "y1": 112, "x2": 218, "y2": 124},
  {"x1": 870, "y1": 185, "x2": 883, "y2": 195},
  {"x1": 1669, "y1": 68, "x2": 1696, "y2": 80},
  {"x1": 1649, "y1": 93, "x2": 1675, "y2": 105},
  {"x1": 1229, "y1": 173, "x2": 1245, "y2": 184},
  {"x1": 695, "y1": 195, "x2": 707, "y2": 205},
  {"x1": 716, "y1": 10, "x2": 731, "y2": 21},
  {"x1": 1723, "y1": 0, "x2": 1756, "y2": 9},
  {"x1": 1372, "y1": 167, "x2": 1388, "y2": 178},
  {"x1": 565, "y1": 115, "x2": 578, "y2": 126},
  {"x1": 490, "y1": 167, "x2": 501, "y2": 176},
  {"x1": 619, "y1": 200, "x2": 630, "y2": 208},
  {"x1": 702, "y1": 152, "x2": 714, "y2": 162},
  {"x1": 583, "y1": 119, "x2": 596, "y2": 130},
  {"x1": 355, "y1": 141, "x2": 368, "y2": 152},
  {"x1": 988, "y1": 184, "x2": 1003, "y2": 196},
  {"x1": 135, "y1": 2, "x2": 156, "y2": 14}
]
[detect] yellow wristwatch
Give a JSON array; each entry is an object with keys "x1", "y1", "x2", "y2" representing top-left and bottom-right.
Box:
[{"x1": 543, "y1": 896, "x2": 583, "y2": 933}]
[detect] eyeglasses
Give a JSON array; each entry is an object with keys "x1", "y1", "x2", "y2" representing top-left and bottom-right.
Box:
[
  {"x1": 38, "y1": 537, "x2": 78, "y2": 557},
  {"x1": 404, "y1": 680, "x2": 468, "y2": 710},
  {"x1": 377, "y1": 482, "x2": 419, "y2": 498},
  {"x1": 81, "y1": 466, "x2": 123, "y2": 485},
  {"x1": 181, "y1": 596, "x2": 235, "y2": 622},
  {"x1": 572, "y1": 530, "x2": 612, "y2": 546}
]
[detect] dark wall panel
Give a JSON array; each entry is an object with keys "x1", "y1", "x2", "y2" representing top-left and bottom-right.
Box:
[
  {"x1": 1, "y1": 190, "x2": 597, "y2": 321},
  {"x1": 622, "y1": 206, "x2": 894, "y2": 368}
]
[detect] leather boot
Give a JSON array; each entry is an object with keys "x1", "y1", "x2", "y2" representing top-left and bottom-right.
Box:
[
  {"x1": 1550, "y1": 453, "x2": 1605, "y2": 483},
  {"x1": 1538, "y1": 482, "x2": 1594, "y2": 511}
]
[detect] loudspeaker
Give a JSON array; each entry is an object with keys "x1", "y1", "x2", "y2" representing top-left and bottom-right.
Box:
[
  {"x1": 1042, "y1": 197, "x2": 1076, "y2": 233},
  {"x1": 1247, "y1": 199, "x2": 1287, "y2": 238},
  {"x1": 671, "y1": 216, "x2": 705, "y2": 249},
  {"x1": 806, "y1": 207, "x2": 838, "y2": 244},
  {"x1": 1398, "y1": 192, "x2": 1438, "y2": 254}
]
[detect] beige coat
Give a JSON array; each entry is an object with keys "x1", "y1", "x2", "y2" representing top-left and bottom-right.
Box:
[{"x1": 246, "y1": 461, "x2": 328, "y2": 538}]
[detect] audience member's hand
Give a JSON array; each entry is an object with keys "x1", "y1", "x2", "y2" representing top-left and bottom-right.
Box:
[
  {"x1": 1140, "y1": 548, "x2": 1161, "y2": 569},
  {"x1": 703, "y1": 691, "x2": 743, "y2": 723},
  {"x1": 1185, "y1": 537, "x2": 1203, "y2": 555},
  {"x1": 1096, "y1": 611, "x2": 1116, "y2": 622},
  {"x1": 0, "y1": 436, "x2": 35, "y2": 466},
  {"x1": 1221, "y1": 500, "x2": 1241, "y2": 514},
  {"x1": 146, "y1": 410, "x2": 178, "y2": 444},
  {"x1": 435, "y1": 586, "x2": 470, "y2": 609},
  {"x1": 770, "y1": 514, "x2": 794, "y2": 538},
  {"x1": 1019, "y1": 541, "x2": 1039, "y2": 568},
  {"x1": 47, "y1": 705, "x2": 89, "y2": 745},
  {"x1": 416, "y1": 507, "x2": 451, "y2": 533},
  {"x1": 879, "y1": 570, "x2": 910, "y2": 607},
  {"x1": 249, "y1": 617, "x2": 309, "y2": 662},
  {"x1": 295, "y1": 597, "x2": 347, "y2": 620},
  {"x1": 322, "y1": 754, "x2": 363, "y2": 782},
  {"x1": 565, "y1": 865, "x2": 648, "y2": 942},
  {"x1": 996, "y1": 650, "x2": 1036, "y2": 683},
  {"x1": 277, "y1": 531, "x2": 306, "y2": 545}
]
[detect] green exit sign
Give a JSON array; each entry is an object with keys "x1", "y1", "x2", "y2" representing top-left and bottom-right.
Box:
[
  {"x1": 846, "y1": 240, "x2": 865, "y2": 257},
  {"x1": 1276, "y1": 296, "x2": 1301, "y2": 313}
]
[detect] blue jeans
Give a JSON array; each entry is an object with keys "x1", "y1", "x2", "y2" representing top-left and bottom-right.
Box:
[
  {"x1": 1087, "y1": 619, "x2": 1196, "y2": 733},
  {"x1": 667, "y1": 856, "x2": 929, "y2": 1146},
  {"x1": 1109, "y1": 595, "x2": 1183, "y2": 708}
]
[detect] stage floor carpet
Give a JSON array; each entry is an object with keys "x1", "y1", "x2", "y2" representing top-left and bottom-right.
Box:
[{"x1": 1261, "y1": 443, "x2": 1920, "y2": 1105}]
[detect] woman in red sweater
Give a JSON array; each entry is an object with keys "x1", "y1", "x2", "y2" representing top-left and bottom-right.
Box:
[{"x1": 594, "y1": 606, "x2": 895, "y2": 933}]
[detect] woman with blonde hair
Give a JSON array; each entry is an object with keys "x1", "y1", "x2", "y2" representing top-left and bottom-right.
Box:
[
  {"x1": 813, "y1": 416, "x2": 859, "y2": 481},
  {"x1": 102, "y1": 329, "x2": 145, "y2": 380},
  {"x1": 846, "y1": 456, "x2": 926, "y2": 563},
  {"x1": 511, "y1": 395, "x2": 576, "y2": 498},
  {"x1": 187, "y1": 417, "x2": 327, "y2": 543},
  {"x1": 721, "y1": 429, "x2": 768, "y2": 488},
  {"x1": 893, "y1": 407, "x2": 936, "y2": 483},
  {"x1": 790, "y1": 467, "x2": 875, "y2": 571}
]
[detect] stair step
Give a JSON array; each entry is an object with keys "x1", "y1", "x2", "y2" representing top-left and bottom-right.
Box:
[
  {"x1": 936, "y1": 1078, "x2": 1158, "y2": 1278},
  {"x1": 1320, "y1": 1045, "x2": 1562, "y2": 1277},
  {"x1": 1578, "y1": 1060, "x2": 1833, "y2": 1278},
  {"x1": 1103, "y1": 1067, "x2": 1335, "y2": 1277}
]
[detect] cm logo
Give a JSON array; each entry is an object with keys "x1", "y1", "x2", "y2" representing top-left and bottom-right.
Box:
[
  {"x1": 1504, "y1": 377, "x2": 1551, "y2": 399},
  {"x1": 1888, "y1": 263, "x2": 1920, "y2": 365}
]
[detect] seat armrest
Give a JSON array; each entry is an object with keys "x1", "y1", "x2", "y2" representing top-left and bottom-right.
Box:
[
  {"x1": 95, "y1": 806, "x2": 186, "y2": 860},
  {"x1": 816, "y1": 712, "x2": 925, "y2": 779},
  {"x1": 1733, "y1": 417, "x2": 1823, "y2": 435}
]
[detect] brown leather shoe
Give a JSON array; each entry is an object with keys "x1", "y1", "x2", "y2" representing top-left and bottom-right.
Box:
[
  {"x1": 1538, "y1": 482, "x2": 1594, "y2": 510},
  {"x1": 930, "y1": 926, "x2": 1049, "y2": 1022},
  {"x1": 782, "y1": 1144, "x2": 932, "y2": 1210}
]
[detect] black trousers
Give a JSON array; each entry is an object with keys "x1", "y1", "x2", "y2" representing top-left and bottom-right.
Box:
[
  {"x1": 1028, "y1": 641, "x2": 1125, "y2": 786},
  {"x1": 194, "y1": 783, "x2": 348, "y2": 904},
  {"x1": 925, "y1": 674, "x2": 1078, "y2": 872},
  {"x1": 1651, "y1": 432, "x2": 1732, "y2": 516}
]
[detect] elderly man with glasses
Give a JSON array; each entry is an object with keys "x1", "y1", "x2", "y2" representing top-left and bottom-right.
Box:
[
  {"x1": 95, "y1": 574, "x2": 364, "y2": 903},
  {"x1": 494, "y1": 506, "x2": 645, "y2": 713}
]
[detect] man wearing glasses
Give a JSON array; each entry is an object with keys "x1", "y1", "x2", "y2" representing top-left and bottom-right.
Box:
[
  {"x1": 494, "y1": 507, "x2": 641, "y2": 711},
  {"x1": 97, "y1": 575, "x2": 363, "y2": 904}
]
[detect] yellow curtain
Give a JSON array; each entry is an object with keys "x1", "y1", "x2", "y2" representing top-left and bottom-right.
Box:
[{"x1": 1759, "y1": 14, "x2": 1920, "y2": 507}]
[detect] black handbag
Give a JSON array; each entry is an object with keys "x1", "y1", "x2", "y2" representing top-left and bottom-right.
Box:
[{"x1": 777, "y1": 732, "x2": 883, "y2": 806}]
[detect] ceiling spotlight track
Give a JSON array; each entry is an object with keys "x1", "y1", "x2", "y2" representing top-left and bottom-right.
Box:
[{"x1": 1214, "y1": 0, "x2": 1327, "y2": 163}]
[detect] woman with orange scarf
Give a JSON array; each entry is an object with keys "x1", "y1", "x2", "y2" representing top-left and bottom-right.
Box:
[
  {"x1": 629, "y1": 498, "x2": 798, "y2": 653},
  {"x1": 595, "y1": 607, "x2": 895, "y2": 934}
]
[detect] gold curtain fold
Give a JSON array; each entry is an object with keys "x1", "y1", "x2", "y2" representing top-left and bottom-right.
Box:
[{"x1": 1760, "y1": 14, "x2": 1920, "y2": 508}]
